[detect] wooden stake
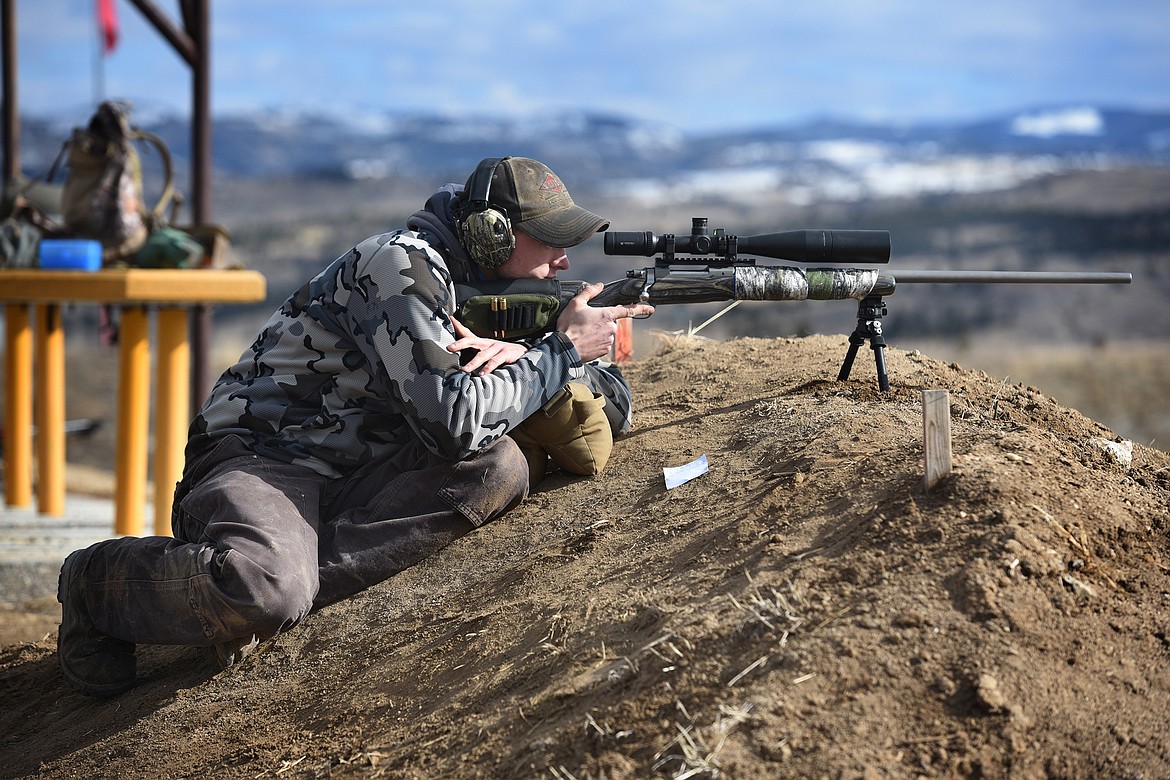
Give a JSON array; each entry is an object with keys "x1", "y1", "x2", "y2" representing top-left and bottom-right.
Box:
[{"x1": 922, "y1": 389, "x2": 952, "y2": 490}]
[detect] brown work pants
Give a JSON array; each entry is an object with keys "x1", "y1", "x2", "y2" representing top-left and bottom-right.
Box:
[{"x1": 65, "y1": 434, "x2": 528, "y2": 648}]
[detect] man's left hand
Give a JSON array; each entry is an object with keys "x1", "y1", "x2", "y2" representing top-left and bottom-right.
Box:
[{"x1": 448, "y1": 317, "x2": 529, "y2": 375}]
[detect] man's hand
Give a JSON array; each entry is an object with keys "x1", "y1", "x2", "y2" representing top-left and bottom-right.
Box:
[
  {"x1": 448, "y1": 317, "x2": 529, "y2": 375},
  {"x1": 557, "y1": 283, "x2": 654, "y2": 362}
]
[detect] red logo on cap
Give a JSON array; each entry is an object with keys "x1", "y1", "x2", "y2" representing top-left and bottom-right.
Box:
[{"x1": 540, "y1": 174, "x2": 565, "y2": 195}]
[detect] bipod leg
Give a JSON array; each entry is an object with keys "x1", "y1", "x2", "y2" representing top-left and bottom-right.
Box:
[
  {"x1": 871, "y1": 332, "x2": 890, "y2": 391},
  {"x1": 837, "y1": 295, "x2": 890, "y2": 391},
  {"x1": 837, "y1": 332, "x2": 864, "y2": 382}
]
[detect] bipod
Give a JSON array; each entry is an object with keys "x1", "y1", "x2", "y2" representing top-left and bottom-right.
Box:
[{"x1": 838, "y1": 294, "x2": 890, "y2": 391}]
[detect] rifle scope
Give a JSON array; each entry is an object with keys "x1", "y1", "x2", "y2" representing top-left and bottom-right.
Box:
[{"x1": 604, "y1": 217, "x2": 891, "y2": 264}]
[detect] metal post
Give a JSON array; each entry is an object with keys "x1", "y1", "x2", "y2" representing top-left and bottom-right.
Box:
[
  {"x1": 2, "y1": 0, "x2": 19, "y2": 183},
  {"x1": 126, "y1": 0, "x2": 214, "y2": 408},
  {"x1": 189, "y1": 0, "x2": 213, "y2": 404}
]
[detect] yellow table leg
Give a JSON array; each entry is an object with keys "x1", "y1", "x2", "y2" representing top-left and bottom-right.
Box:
[
  {"x1": 153, "y1": 308, "x2": 189, "y2": 536},
  {"x1": 34, "y1": 304, "x2": 65, "y2": 516},
  {"x1": 115, "y1": 306, "x2": 151, "y2": 536},
  {"x1": 4, "y1": 305, "x2": 34, "y2": 508}
]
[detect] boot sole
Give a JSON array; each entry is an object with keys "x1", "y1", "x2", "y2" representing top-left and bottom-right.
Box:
[
  {"x1": 57, "y1": 550, "x2": 137, "y2": 697},
  {"x1": 57, "y1": 632, "x2": 137, "y2": 697}
]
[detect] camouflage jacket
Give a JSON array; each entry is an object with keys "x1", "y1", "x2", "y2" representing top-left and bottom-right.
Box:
[{"x1": 185, "y1": 186, "x2": 634, "y2": 478}]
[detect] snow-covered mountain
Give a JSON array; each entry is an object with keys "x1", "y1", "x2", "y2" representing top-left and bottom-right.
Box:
[{"x1": 16, "y1": 104, "x2": 1170, "y2": 202}]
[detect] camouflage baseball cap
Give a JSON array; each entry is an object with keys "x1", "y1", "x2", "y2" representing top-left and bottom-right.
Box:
[{"x1": 483, "y1": 157, "x2": 610, "y2": 248}]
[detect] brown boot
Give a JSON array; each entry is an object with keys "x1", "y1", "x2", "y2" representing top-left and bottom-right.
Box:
[{"x1": 57, "y1": 550, "x2": 137, "y2": 697}]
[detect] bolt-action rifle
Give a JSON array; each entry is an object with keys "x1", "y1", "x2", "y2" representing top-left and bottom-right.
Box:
[{"x1": 455, "y1": 217, "x2": 1132, "y2": 390}]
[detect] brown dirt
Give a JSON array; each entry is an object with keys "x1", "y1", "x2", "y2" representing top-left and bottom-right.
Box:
[{"x1": 2, "y1": 334, "x2": 1169, "y2": 779}]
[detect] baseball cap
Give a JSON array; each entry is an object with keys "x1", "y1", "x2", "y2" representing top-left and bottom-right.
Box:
[{"x1": 478, "y1": 157, "x2": 610, "y2": 248}]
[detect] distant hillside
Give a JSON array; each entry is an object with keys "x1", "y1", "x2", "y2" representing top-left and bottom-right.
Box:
[{"x1": 16, "y1": 104, "x2": 1170, "y2": 202}]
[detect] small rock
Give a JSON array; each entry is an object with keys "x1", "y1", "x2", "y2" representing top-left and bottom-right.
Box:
[
  {"x1": 933, "y1": 675, "x2": 957, "y2": 696},
  {"x1": 976, "y1": 673, "x2": 1008, "y2": 712},
  {"x1": 1062, "y1": 574, "x2": 1096, "y2": 599},
  {"x1": 892, "y1": 611, "x2": 927, "y2": 628},
  {"x1": 1093, "y1": 438, "x2": 1133, "y2": 467}
]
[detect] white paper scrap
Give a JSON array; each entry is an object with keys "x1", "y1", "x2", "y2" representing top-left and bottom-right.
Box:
[{"x1": 664, "y1": 455, "x2": 709, "y2": 489}]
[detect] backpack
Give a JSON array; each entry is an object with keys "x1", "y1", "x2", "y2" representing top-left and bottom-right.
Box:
[
  {"x1": 58, "y1": 101, "x2": 177, "y2": 264},
  {"x1": 0, "y1": 177, "x2": 63, "y2": 268}
]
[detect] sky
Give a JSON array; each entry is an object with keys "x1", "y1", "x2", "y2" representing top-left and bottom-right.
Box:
[{"x1": 12, "y1": 0, "x2": 1170, "y2": 134}]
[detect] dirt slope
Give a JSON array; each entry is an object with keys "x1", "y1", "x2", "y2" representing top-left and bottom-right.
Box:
[{"x1": 2, "y1": 335, "x2": 1169, "y2": 779}]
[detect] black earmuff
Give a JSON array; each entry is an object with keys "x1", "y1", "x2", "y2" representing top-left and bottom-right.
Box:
[{"x1": 456, "y1": 157, "x2": 515, "y2": 269}]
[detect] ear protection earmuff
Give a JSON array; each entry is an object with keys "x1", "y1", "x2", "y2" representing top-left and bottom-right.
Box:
[{"x1": 455, "y1": 157, "x2": 515, "y2": 269}]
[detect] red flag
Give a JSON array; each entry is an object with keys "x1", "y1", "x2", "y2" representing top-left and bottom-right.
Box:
[{"x1": 97, "y1": 0, "x2": 119, "y2": 54}]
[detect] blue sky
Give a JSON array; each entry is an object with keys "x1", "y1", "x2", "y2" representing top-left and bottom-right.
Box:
[{"x1": 13, "y1": 0, "x2": 1170, "y2": 133}]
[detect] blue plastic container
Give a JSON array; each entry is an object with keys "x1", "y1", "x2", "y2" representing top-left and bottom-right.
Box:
[{"x1": 38, "y1": 239, "x2": 103, "y2": 271}]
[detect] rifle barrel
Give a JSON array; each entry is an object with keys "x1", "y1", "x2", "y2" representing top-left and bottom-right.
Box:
[{"x1": 890, "y1": 270, "x2": 1132, "y2": 285}]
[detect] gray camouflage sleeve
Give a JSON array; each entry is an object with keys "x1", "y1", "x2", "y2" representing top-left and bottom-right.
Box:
[{"x1": 345, "y1": 233, "x2": 587, "y2": 459}]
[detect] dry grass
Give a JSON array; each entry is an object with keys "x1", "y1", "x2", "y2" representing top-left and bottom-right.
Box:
[
  {"x1": 652, "y1": 702, "x2": 755, "y2": 779},
  {"x1": 644, "y1": 301, "x2": 742, "y2": 355},
  {"x1": 727, "y1": 573, "x2": 805, "y2": 639}
]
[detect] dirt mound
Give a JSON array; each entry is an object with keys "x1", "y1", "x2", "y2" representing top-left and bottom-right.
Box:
[{"x1": 3, "y1": 335, "x2": 1169, "y2": 779}]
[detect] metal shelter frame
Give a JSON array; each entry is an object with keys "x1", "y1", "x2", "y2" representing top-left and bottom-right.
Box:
[{"x1": 1, "y1": 0, "x2": 218, "y2": 399}]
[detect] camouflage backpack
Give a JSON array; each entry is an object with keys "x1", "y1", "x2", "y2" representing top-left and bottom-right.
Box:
[{"x1": 59, "y1": 101, "x2": 176, "y2": 264}]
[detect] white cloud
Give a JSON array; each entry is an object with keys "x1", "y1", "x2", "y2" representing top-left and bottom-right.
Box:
[{"x1": 1011, "y1": 107, "x2": 1105, "y2": 138}]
